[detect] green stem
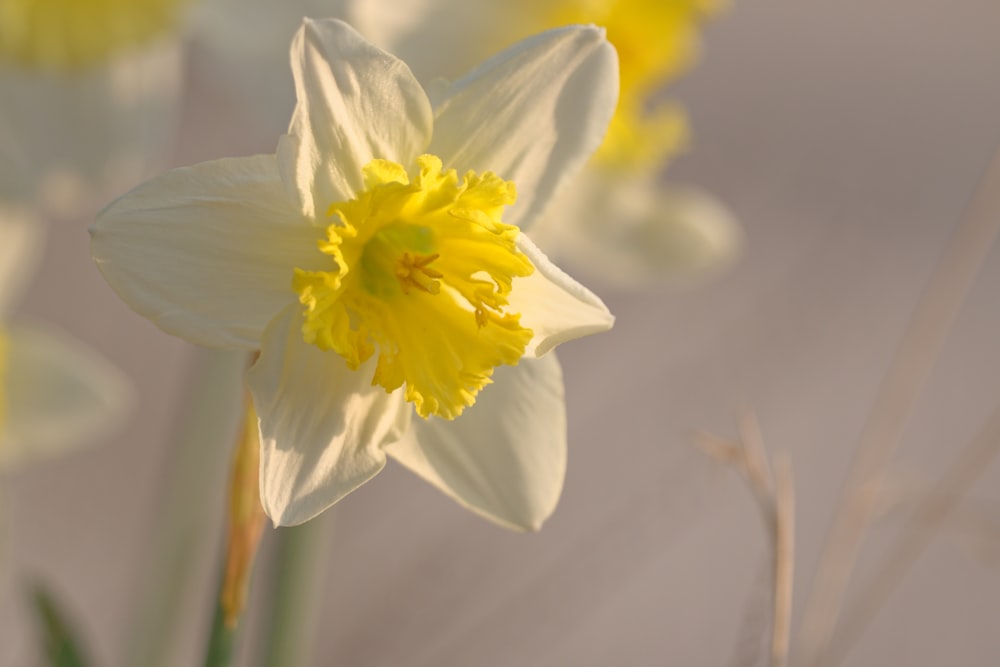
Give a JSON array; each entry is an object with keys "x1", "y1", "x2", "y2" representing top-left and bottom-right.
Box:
[
  {"x1": 125, "y1": 349, "x2": 248, "y2": 667},
  {"x1": 203, "y1": 585, "x2": 239, "y2": 667},
  {"x1": 258, "y1": 513, "x2": 335, "y2": 667}
]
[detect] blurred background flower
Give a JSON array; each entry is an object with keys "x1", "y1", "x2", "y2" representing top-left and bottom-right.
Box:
[
  {"x1": 0, "y1": 208, "x2": 130, "y2": 614},
  {"x1": 0, "y1": 0, "x2": 188, "y2": 220},
  {"x1": 0, "y1": 207, "x2": 129, "y2": 474}
]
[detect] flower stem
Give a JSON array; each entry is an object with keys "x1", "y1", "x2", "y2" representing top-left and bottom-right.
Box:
[
  {"x1": 257, "y1": 515, "x2": 335, "y2": 667},
  {"x1": 203, "y1": 388, "x2": 268, "y2": 667},
  {"x1": 125, "y1": 349, "x2": 247, "y2": 667},
  {"x1": 203, "y1": 593, "x2": 238, "y2": 667}
]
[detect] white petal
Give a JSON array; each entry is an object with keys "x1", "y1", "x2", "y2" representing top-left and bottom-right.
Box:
[
  {"x1": 347, "y1": 0, "x2": 525, "y2": 84},
  {"x1": 0, "y1": 323, "x2": 131, "y2": 472},
  {"x1": 387, "y1": 354, "x2": 566, "y2": 531},
  {"x1": 512, "y1": 233, "x2": 615, "y2": 357},
  {"x1": 91, "y1": 154, "x2": 327, "y2": 349},
  {"x1": 0, "y1": 39, "x2": 182, "y2": 218},
  {"x1": 533, "y1": 172, "x2": 743, "y2": 288},
  {"x1": 248, "y1": 305, "x2": 412, "y2": 526},
  {"x1": 428, "y1": 25, "x2": 618, "y2": 229},
  {"x1": 0, "y1": 204, "x2": 44, "y2": 316},
  {"x1": 277, "y1": 18, "x2": 433, "y2": 217}
]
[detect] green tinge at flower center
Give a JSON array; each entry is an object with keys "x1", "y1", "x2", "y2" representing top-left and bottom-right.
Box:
[
  {"x1": 0, "y1": 0, "x2": 187, "y2": 70},
  {"x1": 293, "y1": 155, "x2": 535, "y2": 421},
  {"x1": 359, "y1": 223, "x2": 440, "y2": 299}
]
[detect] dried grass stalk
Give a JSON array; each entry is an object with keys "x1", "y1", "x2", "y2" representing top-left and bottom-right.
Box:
[
  {"x1": 798, "y1": 146, "x2": 1000, "y2": 666},
  {"x1": 825, "y1": 404, "x2": 1000, "y2": 665},
  {"x1": 697, "y1": 414, "x2": 796, "y2": 667}
]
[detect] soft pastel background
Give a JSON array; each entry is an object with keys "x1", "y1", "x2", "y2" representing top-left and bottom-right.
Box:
[{"x1": 3, "y1": 0, "x2": 1000, "y2": 664}]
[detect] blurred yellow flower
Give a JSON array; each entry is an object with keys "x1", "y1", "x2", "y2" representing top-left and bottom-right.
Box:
[
  {"x1": 0, "y1": 0, "x2": 187, "y2": 70},
  {"x1": 0, "y1": 0, "x2": 185, "y2": 218},
  {"x1": 538, "y1": 0, "x2": 721, "y2": 170},
  {"x1": 93, "y1": 19, "x2": 617, "y2": 530}
]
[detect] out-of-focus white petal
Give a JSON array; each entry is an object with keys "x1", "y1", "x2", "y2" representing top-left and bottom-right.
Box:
[
  {"x1": 388, "y1": 354, "x2": 566, "y2": 531},
  {"x1": 0, "y1": 39, "x2": 182, "y2": 218},
  {"x1": 277, "y1": 18, "x2": 433, "y2": 218},
  {"x1": 248, "y1": 305, "x2": 412, "y2": 526},
  {"x1": 348, "y1": 0, "x2": 524, "y2": 84},
  {"x1": 92, "y1": 154, "x2": 326, "y2": 349},
  {"x1": 511, "y1": 233, "x2": 614, "y2": 357},
  {"x1": 0, "y1": 323, "x2": 131, "y2": 472},
  {"x1": 534, "y1": 172, "x2": 743, "y2": 288},
  {"x1": 0, "y1": 204, "x2": 44, "y2": 315},
  {"x1": 429, "y1": 25, "x2": 618, "y2": 229}
]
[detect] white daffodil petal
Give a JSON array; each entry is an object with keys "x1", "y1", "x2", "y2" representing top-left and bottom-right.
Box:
[
  {"x1": 537, "y1": 174, "x2": 743, "y2": 287},
  {"x1": 428, "y1": 25, "x2": 618, "y2": 230},
  {"x1": 0, "y1": 324, "x2": 130, "y2": 472},
  {"x1": 0, "y1": 204, "x2": 44, "y2": 316},
  {"x1": 278, "y1": 18, "x2": 433, "y2": 217},
  {"x1": 348, "y1": 0, "x2": 524, "y2": 84},
  {"x1": 249, "y1": 305, "x2": 412, "y2": 526},
  {"x1": 92, "y1": 154, "x2": 326, "y2": 349},
  {"x1": 388, "y1": 354, "x2": 566, "y2": 531},
  {"x1": 512, "y1": 233, "x2": 614, "y2": 357}
]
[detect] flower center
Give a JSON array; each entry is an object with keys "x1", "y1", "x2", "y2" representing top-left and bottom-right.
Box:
[
  {"x1": 293, "y1": 155, "x2": 535, "y2": 420},
  {"x1": 0, "y1": 0, "x2": 186, "y2": 70}
]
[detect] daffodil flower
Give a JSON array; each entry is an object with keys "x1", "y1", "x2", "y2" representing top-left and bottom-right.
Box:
[
  {"x1": 348, "y1": 0, "x2": 742, "y2": 287},
  {"x1": 92, "y1": 19, "x2": 618, "y2": 530},
  {"x1": 0, "y1": 0, "x2": 187, "y2": 218}
]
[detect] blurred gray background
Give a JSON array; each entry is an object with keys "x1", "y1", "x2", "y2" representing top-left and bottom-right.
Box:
[{"x1": 3, "y1": 0, "x2": 1000, "y2": 665}]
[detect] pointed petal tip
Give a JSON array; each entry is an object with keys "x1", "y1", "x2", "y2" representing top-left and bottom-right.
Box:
[
  {"x1": 250, "y1": 307, "x2": 407, "y2": 530},
  {"x1": 531, "y1": 315, "x2": 614, "y2": 358},
  {"x1": 261, "y1": 494, "x2": 310, "y2": 528},
  {"x1": 582, "y1": 23, "x2": 608, "y2": 41},
  {"x1": 510, "y1": 234, "x2": 615, "y2": 357},
  {"x1": 299, "y1": 16, "x2": 351, "y2": 39}
]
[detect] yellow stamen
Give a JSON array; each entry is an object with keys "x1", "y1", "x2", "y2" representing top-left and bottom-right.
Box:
[
  {"x1": 395, "y1": 252, "x2": 442, "y2": 295},
  {"x1": 0, "y1": 0, "x2": 187, "y2": 70},
  {"x1": 293, "y1": 155, "x2": 535, "y2": 420}
]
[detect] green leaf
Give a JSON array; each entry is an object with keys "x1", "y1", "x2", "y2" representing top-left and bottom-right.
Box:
[{"x1": 32, "y1": 584, "x2": 92, "y2": 667}]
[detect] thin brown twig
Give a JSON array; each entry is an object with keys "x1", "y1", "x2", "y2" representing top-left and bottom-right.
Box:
[
  {"x1": 798, "y1": 144, "x2": 1000, "y2": 666},
  {"x1": 740, "y1": 413, "x2": 776, "y2": 497},
  {"x1": 696, "y1": 415, "x2": 796, "y2": 667},
  {"x1": 824, "y1": 404, "x2": 1000, "y2": 666},
  {"x1": 771, "y1": 455, "x2": 795, "y2": 667}
]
